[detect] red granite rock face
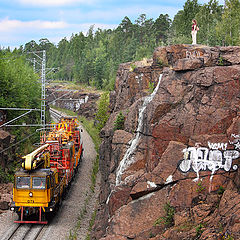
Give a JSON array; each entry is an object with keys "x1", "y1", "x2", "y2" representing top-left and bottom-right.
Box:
[{"x1": 92, "y1": 45, "x2": 240, "y2": 240}]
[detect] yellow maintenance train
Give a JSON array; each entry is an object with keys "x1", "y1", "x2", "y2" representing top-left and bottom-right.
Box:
[{"x1": 10, "y1": 117, "x2": 83, "y2": 224}]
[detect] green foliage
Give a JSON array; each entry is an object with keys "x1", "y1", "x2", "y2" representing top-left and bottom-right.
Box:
[
  {"x1": 196, "y1": 181, "x2": 205, "y2": 193},
  {"x1": 0, "y1": 54, "x2": 40, "y2": 111},
  {"x1": 0, "y1": 166, "x2": 14, "y2": 183},
  {"x1": 95, "y1": 92, "x2": 110, "y2": 131},
  {"x1": 90, "y1": 155, "x2": 99, "y2": 192},
  {"x1": 148, "y1": 81, "x2": 155, "y2": 93},
  {"x1": 149, "y1": 232, "x2": 156, "y2": 238},
  {"x1": 216, "y1": 0, "x2": 240, "y2": 46},
  {"x1": 130, "y1": 63, "x2": 137, "y2": 72},
  {"x1": 195, "y1": 223, "x2": 204, "y2": 238},
  {"x1": 0, "y1": 52, "x2": 41, "y2": 176},
  {"x1": 217, "y1": 186, "x2": 225, "y2": 195},
  {"x1": 218, "y1": 56, "x2": 224, "y2": 66},
  {"x1": 154, "y1": 202, "x2": 175, "y2": 227},
  {"x1": 114, "y1": 112, "x2": 125, "y2": 130}
]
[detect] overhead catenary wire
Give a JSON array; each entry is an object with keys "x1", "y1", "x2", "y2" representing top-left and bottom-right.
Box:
[{"x1": 0, "y1": 131, "x2": 37, "y2": 154}]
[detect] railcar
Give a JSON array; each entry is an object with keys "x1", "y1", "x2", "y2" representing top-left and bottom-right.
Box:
[{"x1": 10, "y1": 117, "x2": 83, "y2": 224}]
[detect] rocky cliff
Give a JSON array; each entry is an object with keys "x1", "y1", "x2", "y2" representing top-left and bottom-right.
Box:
[{"x1": 93, "y1": 45, "x2": 240, "y2": 240}]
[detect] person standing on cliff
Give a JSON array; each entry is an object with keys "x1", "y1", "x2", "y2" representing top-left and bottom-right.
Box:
[{"x1": 191, "y1": 19, "x2": 199, "y2": 44}]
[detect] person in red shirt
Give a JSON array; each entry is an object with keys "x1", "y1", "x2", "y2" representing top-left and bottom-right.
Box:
[{"x1": 191, "y1": 19, "x2": 199, "y2": 44}]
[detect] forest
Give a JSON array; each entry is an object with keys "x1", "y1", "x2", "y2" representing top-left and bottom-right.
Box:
[
  {"x1": 2, "y1": 0, "x2": 240, "y2": 91},
  {"x1": 0, "y1": 0, "x2": 239, "y2": 181}
]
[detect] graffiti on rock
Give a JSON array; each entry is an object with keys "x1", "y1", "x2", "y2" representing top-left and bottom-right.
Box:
[
  {"x1": 75, "y1": 96, "x2": 89, "y2": 111},
  {"x1": 178, "y1": 140, "x2": 239, "y2": 180},
  {"x1": 186, "y1": 50, "x2": 201, "y2": 59},
  {"x1": 208, "y1": 142, "x2": 228, "y2": 150},
  {"x1": 53, "y1": 96, "x2": 89, "y2": 111},
  {"x1": 229, "y1": 133, "x2": 240, "y2": 150}
]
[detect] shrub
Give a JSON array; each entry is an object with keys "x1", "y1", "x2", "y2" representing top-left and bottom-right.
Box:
[
  {"x1": 154, "y1": 202, "x2": 175, "y2": 227},
  {"x1": 196, "y1": 181, "x2": 205, "y2": 193},
  {"x1": 114, "y1": 112, "x2": 125, "y2": 130}
]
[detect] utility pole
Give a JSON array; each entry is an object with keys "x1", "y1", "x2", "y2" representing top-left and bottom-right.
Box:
[
  {"x1": 41, "y1": 50, "x2": 46, "y2": 128},
  {"x1": 27, "y1": 50, "x2": 47, "y2": 128}
]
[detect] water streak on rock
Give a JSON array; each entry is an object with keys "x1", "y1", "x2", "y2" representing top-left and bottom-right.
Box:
[{"x1": 115, "y1": 74, "x2": 163, "y2": 186}]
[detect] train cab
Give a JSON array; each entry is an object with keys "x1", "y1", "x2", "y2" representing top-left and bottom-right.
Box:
[{"x1": 11, "y1": 168, "x2": 63, "y2": 224}]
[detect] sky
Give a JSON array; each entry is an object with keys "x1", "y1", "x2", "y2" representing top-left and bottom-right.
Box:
[{"x1": 0, "y1": 0, "x2": 225, "y2": 49}]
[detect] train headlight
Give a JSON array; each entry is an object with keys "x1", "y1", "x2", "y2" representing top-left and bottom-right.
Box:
[
  {"x1": 50, "y1": 208, "x2": 53, "y2": 212},
  {"x1": 10, "y1": 207, "x2": 14, "y2": 211},
  {"x1": 29, "y1": 192, "x2": 33, "y2": 197}
]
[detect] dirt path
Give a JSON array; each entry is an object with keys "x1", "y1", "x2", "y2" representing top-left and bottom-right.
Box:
[{"x1": 0, "y1": 112, "x2": 100, "y2": 240}]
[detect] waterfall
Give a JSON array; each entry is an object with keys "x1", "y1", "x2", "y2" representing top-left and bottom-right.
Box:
[{"x1": 115, "y1": 74, "x2": 163, "y2": 186}]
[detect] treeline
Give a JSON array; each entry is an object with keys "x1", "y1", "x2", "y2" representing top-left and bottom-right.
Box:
[
  {"x1": 7, "y1": 0, "x2": 240, "y2": 90},
  {"x1": 0, "y1": 51, "x2": 41, "y2": 154}
]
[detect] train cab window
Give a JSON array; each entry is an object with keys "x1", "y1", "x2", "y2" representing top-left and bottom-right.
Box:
[
  {"x1": 32, "y1": 177, "x2": 46, "y2": 189},
  {"x1": 16, "y1": 176, "x2": 30, "y2": 189}
]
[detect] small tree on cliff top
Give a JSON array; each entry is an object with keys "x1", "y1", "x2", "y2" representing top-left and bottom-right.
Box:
[{"x1": 95, "y1": 92, "x2": 110, "y2": 130}]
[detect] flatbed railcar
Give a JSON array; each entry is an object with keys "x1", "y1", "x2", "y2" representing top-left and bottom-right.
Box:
[{"x1": 10, "y1": 117, "x2": 83, "y2": 224}]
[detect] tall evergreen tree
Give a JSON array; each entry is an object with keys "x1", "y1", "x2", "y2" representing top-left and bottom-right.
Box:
[{"x1": 216, "y1": 0, "x2": 240, "y2": 45}]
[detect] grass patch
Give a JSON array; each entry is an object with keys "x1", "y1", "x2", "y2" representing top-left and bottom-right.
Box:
[
  {"x1": 90, "y1": 155, "x2": 99, "y2": 192},
  {"x1": 85, "y1": 209, "x2": 97, "y2": 240},
  {"x1": 77, "y1": 115, "x2": 101, "y2": 152},
  {"x1": 176, "y1": 221, "x2": 194, "y2": 232}
]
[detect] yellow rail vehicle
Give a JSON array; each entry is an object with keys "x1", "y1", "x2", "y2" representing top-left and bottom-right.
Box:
[
  {"x1": 12, "y1": 168, "x2": 65, "y2": 224},
  {"x1": 10, "y1": 117, "x2": 83, "y2": 224}
]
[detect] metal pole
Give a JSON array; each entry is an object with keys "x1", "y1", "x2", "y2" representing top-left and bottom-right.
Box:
[
  {"x1": 33, "y1": 58, "x2": 36, "y2": 72},
  {"x1": 41, "y1": 50, "x2": 46, "y2": 128}
]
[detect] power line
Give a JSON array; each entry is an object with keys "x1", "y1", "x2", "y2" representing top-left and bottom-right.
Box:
[
  {"x1": 0, "y1": 131, "x2": 37, "y2": 154},
  {"x1": 0, "y1": 110, "x2": 32, "y2": 128},
  {"x1": 0, "y1": 108, "x2": 40, "y2": 111},
  {"x1": 0, "y1": 124, "x2": 58, "y2": 154}
]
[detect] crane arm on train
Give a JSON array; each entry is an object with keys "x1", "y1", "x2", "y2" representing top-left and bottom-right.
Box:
[{"x1": 22, "y1": 144, "x2": 50, "y2": 170}]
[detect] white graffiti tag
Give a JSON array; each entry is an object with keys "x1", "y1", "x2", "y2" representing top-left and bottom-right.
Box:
[
  {"x1": 208, "y1": 142, "x2": 228, "y2": 150},
  {"x1": 179, "y1": 147, "x2": 239, "y2": 179},
  {"x1": 186, "y1": 50, "x2": 201, "y2": 59},
  {"x1": 229, "y1": 134, "x2": 240, "y2": 150}
]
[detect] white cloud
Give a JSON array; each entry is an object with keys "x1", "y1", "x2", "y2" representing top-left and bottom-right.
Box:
[
  {"x1": 18, "y1": 0, "x2": 95, "y2": 7},
  {"x1": 0, "y1": 17, "x2": 68, "y2": 32},
  {"x1": 0, "y1": 17, "x2": 117, "y2": 48}
]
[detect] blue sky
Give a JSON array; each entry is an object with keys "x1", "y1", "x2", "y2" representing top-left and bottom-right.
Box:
[{"x1": 0, "y1": 0, "x2": 225, "y2": 49}]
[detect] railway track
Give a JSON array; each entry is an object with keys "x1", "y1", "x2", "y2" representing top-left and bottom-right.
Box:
[
  {"x1": 49, "y1": 108, "x2": 63, "y2": 122},
  {"x1": 0, "y1": 223, "x2": 46, "y2": 240}
]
